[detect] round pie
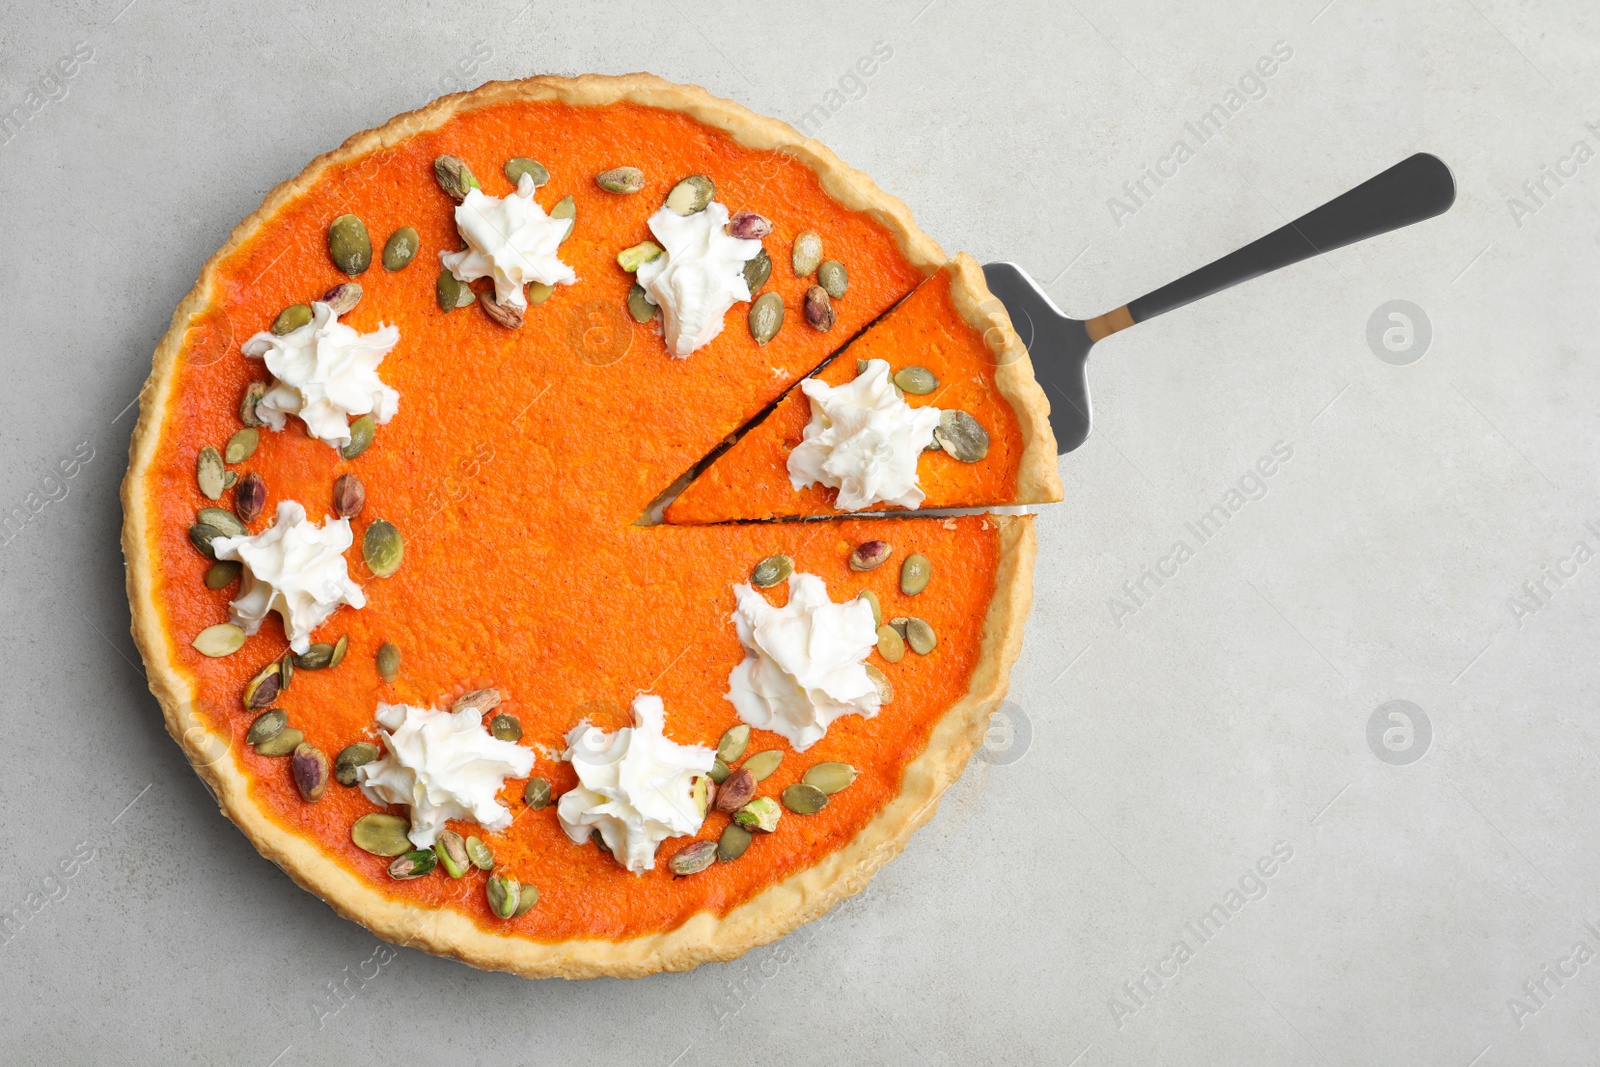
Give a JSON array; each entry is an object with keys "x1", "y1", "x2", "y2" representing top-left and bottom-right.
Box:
[{"x1": 121, "y1": 74, "x2": 1058, "y2": 978}]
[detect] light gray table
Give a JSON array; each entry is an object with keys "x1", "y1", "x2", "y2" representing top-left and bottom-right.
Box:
[{"x1": 2, "y1": 1, "x2": 1596, "y2": 1063}]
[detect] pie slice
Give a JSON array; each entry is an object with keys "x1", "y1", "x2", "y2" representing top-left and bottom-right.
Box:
[
  {"x1": 121, "y1": 74, "x2": 1047, "y2": 979},
  {"x1": 663, "y1": 254, "x2": 1062, "y2": 524}
]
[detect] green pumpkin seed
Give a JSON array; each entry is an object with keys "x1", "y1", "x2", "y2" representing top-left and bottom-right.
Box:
[
  {"x1": 196, "y1": 446, "x2": 225, "y2": 500},
  {"x1": 665, "y1": 174, "x2": 715, "y2": 215},
  {"x1": 742, "y1": 749, "x2": 783, "y2": 782},
  {"x1": 894, "y1": 366, "x2": 938, "y2": 395},
  {"x1": 596, "y1": 166, "x2": 645, "y2": 194},
  {"x1": 817, "y1": 259, "x2": 848, "y2": 299},
  {"x1": 222, "y1": 471, "x2": 238, "y2": 490},
  {"x1": 432, "y1": 155, "x2": 481, "y2": 202},
  {"x1": 189, "y1": 523, "x2": 224, "y2": 559},
  {"x1": 341, "y1": 414, "x2": 375, "y2": 460},
  {"x1": 876, "y1": 624, "x2": 905, "y2": 663},
  {"x1": 254, "y1": 726, "x2": 304, "y2": 757},
  {"x1": 857, "y1": 359, "x2": 869, "y2": 376},
  {"x1": 204, "y1": 560, "x2": 242, "y2": 589},
  {"x1": 523, "y1": 777, "x2": 551, "y2": 810},
  {"x1": 670, "y1": 840, "x2": 719, "y2": 876},
  {"x1": 296, "y1": 643, "x2": 334, "y2": 670},
  {"x1": 224, "y1": 428, "x2": 259, "y2": 464},
  {"x1": 328, "y1": 214, "x2": 372, "y2": 275},
  {"x1": 434, "y1": 830, "x2": 470, "y2": 878},
  {"x1": 246, "y1": 709, "x2": 287, "y2": 746},
  {"x1": 617, "y1": 240, "x2": 664, "y2": 273},
  {"x1": 389, "y1": 849, "x2": 437, "y2": 880},
  {"x1": 490, "y1": 713, "x2": 523, "y2": 742},
  {"x1": 503, "y1": 157, "x2": 549, "y2": 188},
  {"x1": 328, "y1": 634, "x2": 348, "y2": 668},
  {"x1": 743, "y1": 248, "x2": 773, "y2": 294},
  {"x1": 526, "y1": 281, "x2": 555, "y2": 306},
  {"x1": 198, "y1": 507, "x2": 247, "y2": 538},
  {"x1": 382, "y1": 227, "x2": 419, "y2": 271},
  {"x1": 717, "y1": 724, "x2": 751, "y2": 764},
  {"x1": 748, "y1": 291, "x2": 784, "y2": 345},
  {"x1": 717, "y1": 823, "x2": 753, "y2": 862},
  {"x1": 781, "y1": 783, "x2": 829, "y2": 815},
  {"x1": 486, "y1": 872, "x2": 519, "y2": 917},
  {"x1": 803, "y1": 762, "x2": 858, "y2": 795},
  {"x1": 849, "y1": 540, "x2": 891, "y2": 571},
  {"x1": 334, "y1": 742, "x2": 378, "y2": 786},
  {"x1": 240, "y1": 381, "x2": 267, "y2": 428},
  {"x1": 857, "y1": 589, "x2": 882, "y2": 626},
  {"x1": 192, "y1": 623, "x2": 245, "y2": 658},
  {"x1": 455, "y1": 284, "x2": 477, "y2": 308},
  {"x1": 934, "y1": 410, "x2": 990, "y2": 463},
  {"x1": 750, "y1": 554, "x2": 793, "y2": 589},
  {"x1": 514, "y1": 883, "x2": 540, "y2": 916},
  {"x1": 900, "y1": 553, "x2": 931, "y2": 596},
  {"x1": 363, "y1": 519, "x2": 403, "y2": 577},
  {"x1": 351, "y1": 813, "x2": 413, "y2": 857},
  {"x1": 376, "y1": 641, "x2": 400, "y2": 683},
  {"x1": 626, "y1": 283, "x2": 657, "y2": 323},
  {"x1": 243, "y1": 661, "x2": 281, "y2": 710},
  {"x1": 709, "y1": 758, "x2": 731, "y2": 784},
  {"x1": 792, "y1": 231, "x2": 823, "y2": 276},
  {"x1": 734, "y1": 796, "x2": 782, "y2": 833},
  {"x1": 865, "y1": 663, "x2": 894, "y2": 704},
  {"x1": 436, "y1": 267, "x2": 462, "y2": 312},
  {"x1": 465, "y1": 836, "x2": 494, "y2": 870},
  {"x1": 550, "y1": 195, "x2": 576, "y2": 243},
  {"x1": 888, "y1": 616, "x2": 910, "y2": 639},
  {"x1": 271, "y1": 304, "x2": 312, "y2": 336},
  {"x1": 279, "y1": 650, "x2": 294, "y2": 692},
  {"x1": 905, "y1": 617, "x2": 937, "y2": 655}
]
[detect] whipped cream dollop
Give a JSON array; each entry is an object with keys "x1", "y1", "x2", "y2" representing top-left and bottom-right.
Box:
[
  {"x1": 636, "y1": 201, "x2": 762, "y2": 357},
  {"x1": 727, "y1": 572, "x2": 880, "y2": 752},
  {"x1": 240, "y1": 301, "x2": 400, "y2": 452},
  {"x1": 358, "y1": 700, "x2": 536, "y2": 847},
  {"x1": 556, "y1": 694, "x2": 716, "y2": 874},
  {"x1": 787, "y1": 358, "x2": 943, "y2": 512},
  {"x1": 441, "y1": 172, "x2": 577, "y2": 309},
  {"x1": 210, "y1": 500, "x2": 365, "y2": 654}
]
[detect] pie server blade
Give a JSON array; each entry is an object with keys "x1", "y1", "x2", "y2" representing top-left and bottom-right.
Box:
[{"x1": 984, "y1": 153, "x2": 1457, "y2": 455}]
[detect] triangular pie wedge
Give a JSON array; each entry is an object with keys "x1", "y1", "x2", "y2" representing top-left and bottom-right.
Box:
[{"x1": 664, "y1": 254, "x2": 1062, "y2": 524}]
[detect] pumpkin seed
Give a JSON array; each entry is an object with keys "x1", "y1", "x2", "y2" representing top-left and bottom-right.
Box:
[
  {"x1": 434, "y1": 829, "x2": 470, "y2": 878},
  {"x1": 617, "y1": 240, "x2": 664, "y2": 273},
  {"x1": 934, "y1": 410, "x2": 990, "y2": 463},
  {"x1": 905, "y1": 617, "x2": 937, "y2": 655},
  {"x1": 292, "y1": 742, "x2": 330, "y2": 802},
  {"x1": 523, "y1": 776, "x2": 551, "y2": 810},
  {"x1": 900, "y1": 553, "x2": 931, "y2": 596},
  {"x1": 503, "y1": 157, "x2": 549, "y2": 188},
  {"x1": 197, "y1": 507, "x2": 246, "y2": 538},
  {"x1": 750, "y1": 554, "x2": 792, "y2": 589},
  {"x1": 782, "y1": 783, "x2": 829, "y2": 815},
  {"x1": 743, "y1": 247, "x2": 772, "y2": 293},
  {"x1": 192, "y1": 623, "x2": 245, "y2": 658},
  {"x1": 376, "y1": 641, "x2": 400, "y2": 683},
  {"x1": 490, "y1": 713, "x2": 522, "y2": 742},
  {"x1": 452, "y1": 688, "x2": 503, "y2": 716},
  {"x1": 748, "y1": 291, "x2": 784, "y2": 345},
  {"x1": 742, "y1": 749, "x2": 783, "y2": 782},
  {"x1": 865, "y1": 664, "x2": 894, "y2": 704},
  {"x1": 334, "y1": 742, "x2": 378, "y2": 786},
  {"x1": 189, "y1": 523, "x2": 224, "y2": 559},
  {"x1": 726, "y1": 211, "x2": 772, "y2": 240},
  {"x1": 351, "y1": 813, "x2": 413, "y2": 856},
  {"x1": 432, "y1": 155, "x2": 481, "y2": 202},
  {"x1": 331, "y1": 473, "x2": 365, "y2": 519},
  {"x1": 817, "y1": 259, "x2": 848, "y2": 299},
  {"x1": 709, "y1": 758, "x2": 731, "y2": 784},
  {"x1": 328, "y1": 633, "x2": 348, "y2": 668},
  {"x1": 204, "y1": 560, "x2": 242, "y2": 589},
  {"x1": 803, "y1": 286, "x2": 835, "y2": 331},
  {"x1": 857, "y1": 589, "x2": 882, "y2": 626},
  {"x1": 485, "y1": 872, "x2": 519, "y2": 917},
  {"x1": 224, "y1": 428, "x2": 259, "y2": 464},
  {"x1": 271, "y1": 304, "x2": 312, "y2": 336},
  {"x1": 328, "y1": 214, "x2": 371, "y2": 275},
  {"x1": 222, "y1": 471, "x2": 238, "y2": 490},
  {"x1": 239, "y1": 381, "x2": 267, "y2": 428},
  {"x1": 296, "y1": 643, "x2": 334, "y2": 670},
  {"x1": 734, "y1": 796, "x2": 782, "y2": 833},
  {"x1": 321, "y1": 281, "x2": 363, "y2": 316},
  {"x1": 592, "y1": 831, "x2": 613, "y2": 858},
  {"x1": 243, "y1": 661, "x2": 281, "y2": 709},
  {"x1": 389, "y1": 849, "x2": 437, "y2": 880},
  {"x1": 246, "y1": 709, "x2": 287, "y2": 746},
  {"x1": 382, "y1": 226, "x2": 419, "y2": 271},
  {"x1": 550, "y1": 195, "x2": 576, "y2": 242},
  {"x1": 514, "y1": 883, "x2": 540, "y2": 916},
  {"x1": 363, "y1": 519, "x2": 403, "y2": 577},
  {"x1": 849, "y1": 540, "x2": 892, "y2": 571},
  {"x1": 233, "y1": 471, "x2": 266, "y2": 524},
  {"x1": 465, "y1": 836, "x2": 494, "y2": 870},
  {"x1": 665, "y1": 174, "x2": 714, "y2": 215},
  {"x1": 717, "y1": 823, "x2": 753, "y2": 862},
  {"x1": 341, "y1": 414, "x2": 375, "y2": 460},
  {"x1": 894, "y1": 366, "x2": 938, "y2": 395},
  {"x1": 196, "y1": 446, "x2": 225, "y2": 500},
  {"x1": 626, "y1": 283, "x2": 657, "y2": 323},
  {"x1": 279, "y1": 650, "x2": 294, "y2": 692},
  {"x1": 857, "y1": 359, "x2": 869, "y2": 376},
  {"x1": 714, "y1": 768, "x2": 755, "y2": 812},
  {"x1": 670, "y1": 839, "x2": 719, "y2": 876},
  {"x1": 436, "y1": 267, "x2": 462, "y2": 312},
  {"x1": 596, "y1": 166, "x2": 645, "y2": 194},
  {"x1": 717, "y1": 724, "x2": 751, "y2": 764},
  {"x1": 455, "y1": 284, "x2": 477, "y2": 308},
  {"x1": 803, "y1": 762, "x2": 858, "y2": 795},
  {"x1": 254, "y1": 726, "x2": 304, "y2": 757},
  {"x1": 888, "y1": 617, "x2": 910, "y2": 639},
  {"x1": 876, "y1": 624, "x2": 905, "y2": 663},
  {"x1": 792, "y1": 230, "x2": 823, "y2": 276},
  {"x1": 526, "y1": 281, "x2": 555, "y2": 306}
]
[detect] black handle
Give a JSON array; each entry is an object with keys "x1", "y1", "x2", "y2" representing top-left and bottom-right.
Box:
[{"x1": 1124, "y1": 153, "x2": 1455, "y2": 325}]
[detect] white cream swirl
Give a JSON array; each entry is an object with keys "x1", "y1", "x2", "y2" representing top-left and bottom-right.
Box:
[
  {"x1": 636, "y1": 201, "x2": 762, "y2": 357},
  {"x1": 441, "y1": 172, "x2": 577, "y2": 309}
]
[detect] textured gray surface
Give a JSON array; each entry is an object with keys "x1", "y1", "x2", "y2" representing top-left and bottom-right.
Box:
[{"x1": 1, "y1": 0, "x2": 1596, "y2": 1064}]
